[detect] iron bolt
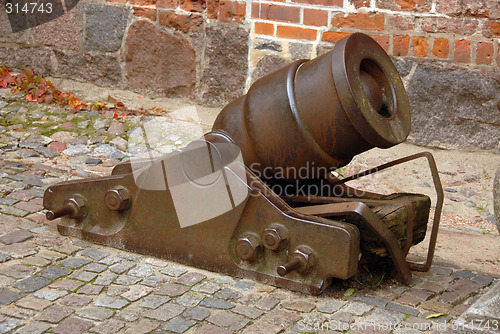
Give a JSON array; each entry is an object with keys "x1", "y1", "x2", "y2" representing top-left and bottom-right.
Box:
[
  {"x1": 262, "y1": 223, "x2": 288, "y2": 251},
  {"x1": 46, "y1": 194, "x2": 87, "y2": 221},
  {"x1": 235, "y1": 233, "x2": 261, "y2": 261},
  {"x1": 105, "y1": 186, "x2": 131, "y2": 212},
  {"x1": 277, "y1": 246, "x2": 315, "y2": 276}
]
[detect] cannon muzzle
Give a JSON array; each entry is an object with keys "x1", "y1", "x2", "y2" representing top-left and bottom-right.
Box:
[{"x1": 213, "y1": 33, "x2": 411, "y2": 182}]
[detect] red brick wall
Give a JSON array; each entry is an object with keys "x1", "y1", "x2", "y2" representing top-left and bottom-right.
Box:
[{"x1": 249, "y1": 0, "x2": 499, "y2": 68}]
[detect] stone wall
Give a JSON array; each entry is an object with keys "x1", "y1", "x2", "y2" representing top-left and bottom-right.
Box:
[{"x1": 0, "y1": 0, "x2": 498, "y2": 150}]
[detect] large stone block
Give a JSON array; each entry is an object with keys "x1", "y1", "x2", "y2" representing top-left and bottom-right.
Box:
[
  {"x1": 54, "y1": 51, "x2": 122, "y2": 86},
  {"x1": 495, "y1": 167, "x2": 500, "y2": 229},
  {"x1": 84, "y1": 4, "x2": 129, "y2": 52},
  {"x1": 198, "y1": 24, "x2": 249, "y2": 106},
  {"x1": 0, "y1": 8, "x2": 29, "y2": 43},
  {"x1": 125, "y1": 20, "x2": 196, "y2": 97},
  {"x1": 251, "y1": 55, "x2": 290, "y2": 84},
  {"x1": 0, "y1": 47, "x2": 52, "y2": 75},
  {"x1": 32, "y1": 6, "x2": 81, "y2": 51},
  {"x1": 406, "y1": 61, "x2": 500, "y2": 150}
]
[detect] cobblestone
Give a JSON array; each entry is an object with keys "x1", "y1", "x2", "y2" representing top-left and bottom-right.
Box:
[
  {"x1": 183, "y1": 306, "x2": 211, "y2": 321},
  {"x1": 208, "y1": 311, "x2": 250, "y2": 331},
  {"x1": 0, "y1": 289, "x2": 24, "y2": 305},
  {"x1": 39, "y1": 266, "x2": 72, "y2": 280},
  {"x1": 162, "y1": 316, "x2": 196, "y2": 333},
  {"x1": 16, "y1": 321, "x2": 51, "y2": 334},
  {"x1": 94, "y1": 296, "x2": 129, "y2": 309},
  {"x1": 0, "y1": 92, "x2": 496, "y2": 334},
  {"x1": 138, "y1": 295, "x2": 171, "y2": 309},
  {"x1": 33, "y1": 288, "x2": 68, "y2": 301},
  {"x1": 76, "y1": 306, "x2": 115, "y2": 321},
  {"x1": 176, "y1": 272, "x2": 206, "y2": 286},
  {"x1": 144, "y1": 302, "x2": 185, "y2": 321},
  {"x1": 89, "y1": 319, "x2": 125, "y2": 334},
  {"x1": 200, "y1": 297, "x2": 235, "y2": 309},
  {"x1": 174, "y1": 292, "x2": 205, "y2": 307},
  {"x1": 13, "y1": 276, "x2": 50, "y2": 292},
  {"x1": 34, "y1": 304, "x2": 74, "y2": 323},
  {"x1": 53, "y1": 316, "x2": 93, "y2": 334}
]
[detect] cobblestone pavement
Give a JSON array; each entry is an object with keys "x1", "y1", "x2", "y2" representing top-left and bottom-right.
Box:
[{"x1": 0, "y1": 89, "x2": 499, "y2": 334}]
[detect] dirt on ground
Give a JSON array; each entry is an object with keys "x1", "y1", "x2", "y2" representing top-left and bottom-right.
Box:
[{"x1": 50, "y1": 77, "x2": 500, "y2": 278}]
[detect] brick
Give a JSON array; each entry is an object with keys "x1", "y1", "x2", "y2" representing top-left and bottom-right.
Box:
[
  {"x1": 421, "y1": 17, "x2": 478, "y2": 35},
  {"x1": 251, "y1": 2, "x2": 259, "y2": 18},
  {"x1": 303, "y1": 9, "x2": 328, "y2": 27},
  {"x1": 484, "y1": 21, "x2": 500, "y2": 38},
  {"x1": 180, "y1": 0, "x2": 206, "y2": 12},
  {"x1": 377, "y1": 0, "x2": 431, "y2": 11},
  {"x1": 322, "y1": 31, "x2": 350, "y2": 43},
  {"x1": 432, "y1": 38, "x2": 449, "y2": 58},
  {"x1": 437, "y1": 0, "x2": 490, "y2": 17},
  {"x1": 157, "y1": 0, "x2": 177, "y2": 8},
  {"x1": 255, "y1": 22, "x2": 274, "y2": 35},
  {"x1": 351, "y1": 0, "x2": 370, "y2": 8},
  {"x1": 368, "y1": 34, "x2": 389, "y2": 51},
  {"x1": 219, "y1": 0, "x2": 246, "y2": 23},
  {"x1": 331, "y1": 13, "x2": 385, "y2": 31},
  {"x1": 260, "y1": 4, "x2": 300, "y2": 23},
  {"x1": 393, "y1": 34, "x2": 410, "y2": 56},
  {"x1": 130, "y1": 0, "x2": 155, "y2": 5},
  {"x1": 387, "y1": 15, "x2": 414, "y2": 30},
  {"x1": 454, "y1": 39, "x2": 471, "y2": 63},
  {"x1": 436, "y1": 0, "x2": 460, "y2": 15},
  {"x1": 276, "y1": 25, "x2": 317, "y2": 41},
  {"x1": 413, "y1": 36, "x2": 428, "y2": 57},
  {"x1": 133, "y1": 7, "x2": 157, "y2": 20},
  {"x1": 292, "y1": 0, "x2": 342, "y2": 6},
  {"x1": 476, "y1": 41, "x2": 494, "y2": 65}
]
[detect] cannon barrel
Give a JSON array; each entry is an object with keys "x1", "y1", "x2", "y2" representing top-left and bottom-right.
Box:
[{"x1": 212, "y1": 33, "x2": 411, "y2": 182}]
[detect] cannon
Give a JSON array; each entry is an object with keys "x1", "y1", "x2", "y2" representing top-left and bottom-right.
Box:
[{"x1": 43, "y1": 33, "x2": 443, "y2": 295}]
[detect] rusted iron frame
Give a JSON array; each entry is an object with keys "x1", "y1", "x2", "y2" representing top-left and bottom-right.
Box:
[
  {"x1": 294, "y1": 201, "x2": 412, "y2": 284},
  {"x1": 325, "y1": 152, "x2": 443, "y2": 272},
  {"x1": 283, "y1": 195, "x2": 415, "y2": 257}
]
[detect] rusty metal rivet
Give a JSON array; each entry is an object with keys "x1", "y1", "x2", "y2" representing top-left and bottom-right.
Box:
[
  {"x1": 262, "y1": 223, "x2": 288, "y2": 251},
  {"x1": 277, "y1": 246, "x2": 315, "y2": 276},
  {"x1": 105, "y1": 186, "x2": 131, "y2": 212},
  {"x1": 235, "y1": 233, "x2": 261, "y2": 261}
]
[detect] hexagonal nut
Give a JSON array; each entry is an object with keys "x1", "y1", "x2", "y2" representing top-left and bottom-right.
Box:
[
  {"x1": 105, "y1": 186, "x2": 131, "y2": 212},
  {"x1": 235, "y1": 233, "x2": 262, "y2": 261},
  {"x1": 64, "y1": 194, "x2": 87, "y2": 219},
  {"x1": 292, "y1": 246, "x2": 315, "y2": 273},
  {"x1": 262, "y1": 223, "x2": 288, "y2": 251}
]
